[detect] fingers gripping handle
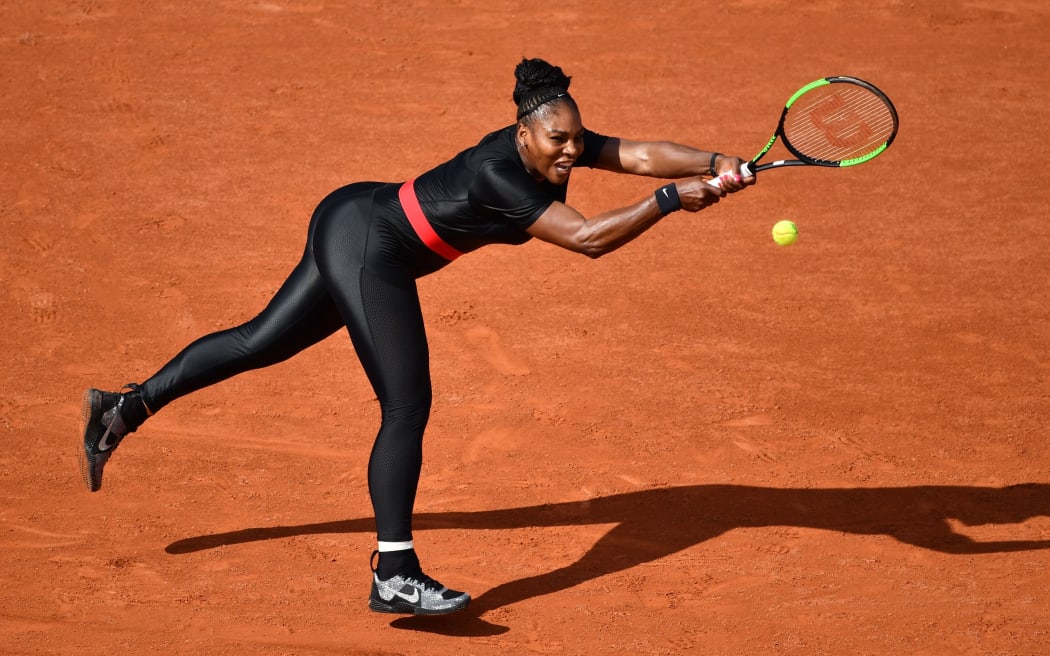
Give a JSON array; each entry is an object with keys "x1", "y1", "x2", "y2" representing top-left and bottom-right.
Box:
[{"x1": 706, "y1": 161, "x2": 753, "y2": 188}]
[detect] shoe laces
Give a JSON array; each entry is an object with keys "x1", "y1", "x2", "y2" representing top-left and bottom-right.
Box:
[
  {"x1": 370, "y1": 550, "x2": 443, "y2": 591},
  {"x1": 403, "y1": 572, "x2": 443, "y2": 592}
]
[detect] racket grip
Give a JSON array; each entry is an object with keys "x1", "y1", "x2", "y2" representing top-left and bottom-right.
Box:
[{"x1": 706, "y1": 161, "x2": 753, "y2": 188}]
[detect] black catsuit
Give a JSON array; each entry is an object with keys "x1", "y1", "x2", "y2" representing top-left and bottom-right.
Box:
[{"x1": 138, "y1": 125, "x2": 610, "y2": 542}]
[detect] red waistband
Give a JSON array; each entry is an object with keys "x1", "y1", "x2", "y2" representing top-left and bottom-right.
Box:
[{"x1": 398, "y1": 179, "x2": 463, "y2": 261}]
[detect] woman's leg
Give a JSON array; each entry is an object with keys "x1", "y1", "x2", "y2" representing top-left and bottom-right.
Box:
[
  {"x1": 312, "y1": 206, "x2": 431, "y2": 551},
  {"x1": 138, "y1": 185, "x2": 384, "y2": 414},
  {"x1": 308, "y1": 187, "x2": 473, "y2": 616},
  {"x1": 356, "y1": 268, "x2": 431, "y2": 547},
  {"x1": 140, "y1": 250, "x2": 344, "y2": 412},
  {"x1": 315, "y1": 221, "x2": 470, "y2": 617},
  {"x1": 80, "y1": 214, "x2": 345, "y2": 492}
]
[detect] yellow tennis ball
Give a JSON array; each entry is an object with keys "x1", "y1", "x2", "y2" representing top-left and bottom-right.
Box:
[{"x1": 772, "y1": 220, "x2": 798, "y2": 246}]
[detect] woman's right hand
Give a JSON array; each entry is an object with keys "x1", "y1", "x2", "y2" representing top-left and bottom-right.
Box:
[{"x1": 675, "y1": 176, "x2": 729, "y2": 212}]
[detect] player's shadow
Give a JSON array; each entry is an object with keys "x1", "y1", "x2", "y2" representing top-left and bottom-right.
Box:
[{"x1": 167, "y1": 483, "x2": 1050, "y2": 636}]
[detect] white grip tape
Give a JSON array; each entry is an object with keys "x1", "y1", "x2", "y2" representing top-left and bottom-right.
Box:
[{"x1": 707, "y1": 161, "x2": 753, "y2": 188}]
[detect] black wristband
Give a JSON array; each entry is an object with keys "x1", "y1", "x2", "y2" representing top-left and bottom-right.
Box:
[
  {"x1": 654, "y1": 183, "x2": 681, "y2": 215},
  {"x1": 708, "y1": 152, "x2": 721, "y2": 177}
]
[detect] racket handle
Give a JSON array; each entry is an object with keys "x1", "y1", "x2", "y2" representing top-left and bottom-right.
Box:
[{"x1": 706, "y1": 161, "x2": 753, "y2": 188}]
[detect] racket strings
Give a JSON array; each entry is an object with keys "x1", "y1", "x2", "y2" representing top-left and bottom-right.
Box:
[{"x1": 783, "y1": 85, "x2": 896, "y2": 164}]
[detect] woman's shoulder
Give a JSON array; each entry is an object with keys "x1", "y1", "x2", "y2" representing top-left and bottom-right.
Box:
[
  {"x1": 471, "y1": 124, "x2": 517, "y2": 154},
  {"x1": 465, "y1": 126, "x2": 528, "y2": 182}
]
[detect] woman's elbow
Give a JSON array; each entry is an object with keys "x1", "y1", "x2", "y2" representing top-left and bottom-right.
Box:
[{"x1": 576, "y1": 234, "x2": 616, "y2": 259}]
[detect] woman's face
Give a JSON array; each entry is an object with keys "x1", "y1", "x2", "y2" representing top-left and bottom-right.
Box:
[{"x1": 517, "y1": 102, "x2": 584, "y2": 185}]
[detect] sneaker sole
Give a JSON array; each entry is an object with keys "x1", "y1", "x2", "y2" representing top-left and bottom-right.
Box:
[
  {"x1": 78, "y1": 389, "x2": 103, "y2": 492},
  {"x1": 368, "y1": 595, "x2": 471, "y2": 616}
]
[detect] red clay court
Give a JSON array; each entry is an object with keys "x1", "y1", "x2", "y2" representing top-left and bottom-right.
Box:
[{"x1": 2, "y1": 2, "x2": 1049, "y2": 654}]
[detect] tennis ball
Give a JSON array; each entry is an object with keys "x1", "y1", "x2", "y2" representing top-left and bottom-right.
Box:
[{"x1": 771, "y1": 220, "x2": 798, "y2": 246}]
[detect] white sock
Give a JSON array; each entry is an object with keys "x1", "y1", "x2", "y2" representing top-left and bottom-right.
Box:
[{"x1": 377, "y1": 540, "x2": 414, "y2": 552}]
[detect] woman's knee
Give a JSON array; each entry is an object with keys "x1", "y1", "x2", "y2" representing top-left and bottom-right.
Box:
[{"x1": 379, "y1": 395, "x2": 432, "y2": 433}]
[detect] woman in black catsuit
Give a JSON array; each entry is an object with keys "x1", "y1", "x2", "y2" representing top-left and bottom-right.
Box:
[{"x1": 79, "y1": 58, "x2": 753, "y2": 615}]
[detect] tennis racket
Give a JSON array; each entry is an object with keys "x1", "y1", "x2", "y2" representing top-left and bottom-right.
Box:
[{"x1": 708, "y1": 75, "x2": 898, "y2": 187}]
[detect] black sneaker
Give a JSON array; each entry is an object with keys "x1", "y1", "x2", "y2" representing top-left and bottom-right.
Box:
[
  {"x1": 367, "y1": 551, "x2": 471, "y2": 615},
  {"x1": 79, "y1": 385, "x2": 141, "y2": 492}
]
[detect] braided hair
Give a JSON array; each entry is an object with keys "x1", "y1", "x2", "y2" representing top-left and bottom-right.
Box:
[{"x1": 513, "y1": 58, "x2": 578, "y2": 124}]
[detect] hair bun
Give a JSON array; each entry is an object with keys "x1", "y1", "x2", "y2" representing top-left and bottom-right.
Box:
[{"x1": 513, "y1": 58, "x2": 572, "y2": 105}]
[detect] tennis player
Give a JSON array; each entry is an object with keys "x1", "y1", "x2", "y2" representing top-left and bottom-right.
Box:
[{"x1": 80, "y1": 58, "x2": 753, "y2": 615}]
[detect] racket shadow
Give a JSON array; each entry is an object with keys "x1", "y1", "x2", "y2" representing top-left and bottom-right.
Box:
[{"x1": 166, "y1": 482, "x2": 1050, "y2": 632}]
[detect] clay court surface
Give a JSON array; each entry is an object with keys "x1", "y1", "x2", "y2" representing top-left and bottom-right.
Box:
[{"x1": 3, "y1": 1, "x2": 1050, "y2": 654}]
